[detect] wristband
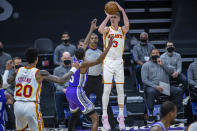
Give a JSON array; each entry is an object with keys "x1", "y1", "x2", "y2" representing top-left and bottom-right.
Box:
[{"x1": 70, "y1": 67, "x2": 77, "y2": 73}]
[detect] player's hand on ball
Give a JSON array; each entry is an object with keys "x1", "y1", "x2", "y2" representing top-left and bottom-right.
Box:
[
  {"x1": 72, "y1": 62, "x2": 80, "y2": 69},
  {"x1": 108, "y1": 36, "x2": 114, "y2": 47},
  {"x1": 90, "y1": 18, "x2": 98, "y2": 31},
  {"x1": 105, "y1": 10, "x2": 112, "y2": 18},
  {"x1": 115, "y1": 2, "x2": 124, "y2": 12}
]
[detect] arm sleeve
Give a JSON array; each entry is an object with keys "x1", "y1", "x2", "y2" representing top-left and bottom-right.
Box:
[
  {"x1": 188, "y1": 65, "x2": 197, "y2": 86},
  {"x1": 161, "y1": 59, "x2": 175, "y2": 75},
  {"x1": 132, "y1": 46, "x2": 139, "y2": 62},
  {"x1": 141, "y1": 64, "x2": 158, "y2": 88},
  {"x1": 176, "y1": 55, "x2": 182, "y2": 74},
  {"x1": 53, "y1": 47, "x2": 60, "y2": 65},
  {"x1": 2, "y1": 70, "x2": 10, "y2": 88}
]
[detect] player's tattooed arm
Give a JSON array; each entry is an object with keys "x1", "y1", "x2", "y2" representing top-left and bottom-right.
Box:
[
  {"x1": 40, "y1": 70, "x2": 73, "y2": 84},
  {"x1": 38, "y1": 62, "x2": 79, "y2": 84},
  {"x1": 7, "y1": 70, "x2": 17, "y2": 84},
  {"x1": 83, "y1": 19, "x2": 98, "y2": 50},
  {"x1": 81, "y1": 36, "x2": 114, "y2": 68}
]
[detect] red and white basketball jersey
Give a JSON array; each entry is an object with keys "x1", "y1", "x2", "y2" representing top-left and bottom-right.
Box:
[
  {"x1": 103, "y1": 26, "x2": 125, "y2": 59},
  {"x1": 14, "y1": 67, "x2": 41, "y2": 103}
]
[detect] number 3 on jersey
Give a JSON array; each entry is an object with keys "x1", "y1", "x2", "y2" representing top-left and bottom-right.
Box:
[
  {"x1": 113, "y1": 40, "x2": 118, "y2": 48},
  {"x1": 15, "y1": 83, "x2": 33, "y2": 98}
]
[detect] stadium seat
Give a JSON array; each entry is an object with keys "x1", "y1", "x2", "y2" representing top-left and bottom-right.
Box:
[
  {"x1": 34, "y1": 38, "x2": 55, "y2": 72},
  {"x1": 34, "y1": 38, "x2": 54, "y2": 54}
]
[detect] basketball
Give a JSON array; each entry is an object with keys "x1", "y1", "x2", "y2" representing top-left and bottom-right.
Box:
[{"x1": 105, "y1": 1, "x2": 119, "y2": 15}]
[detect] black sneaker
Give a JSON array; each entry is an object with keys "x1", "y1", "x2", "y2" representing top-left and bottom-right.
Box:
[
  {"x1": 139, "y1": 84, "x2": 144, "y2": 93},
  {"x1": 147, "y1": 114, "x2": 155, "y2": 124}
]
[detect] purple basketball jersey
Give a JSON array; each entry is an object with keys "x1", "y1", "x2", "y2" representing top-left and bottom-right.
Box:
[
  {"x1": 66, "y1": 57, "x2": 94, "y2": 115},
  {"x1": 69, "y1": 57, "x2": 88, "y2": 88},
  {"x1": 151, "y1": 121, "x2": 166, "y2": 131}
]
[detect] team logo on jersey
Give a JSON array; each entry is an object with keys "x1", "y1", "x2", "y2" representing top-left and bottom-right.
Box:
[{"x1": 108, "y1": 34, "x2": 123, "y2": 39}]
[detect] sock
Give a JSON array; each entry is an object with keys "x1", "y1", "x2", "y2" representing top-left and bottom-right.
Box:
[
  {"x1": 119, "y1": 108, "x2": 124, "y2": 116},
  {"x1": 116, "y1": 84, "x2": 125, "y2": 105}
]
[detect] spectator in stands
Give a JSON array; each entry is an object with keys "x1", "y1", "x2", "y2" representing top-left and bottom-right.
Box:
[
  {"x1": 3, "y1": 57, "x2": 22, "y2": 129},
  {"x1": 141, "y1": 49, "x2": 183, "y2": 121},
  {"x1": 2, "y1": 60, "x2": 13, "y2": 89},
  {"x1": 187, "y1": 59, "x2": 197, "y2": 118},
  {"x1": 188, "y1": 59, "x2": 197, "y2": 88},
  {"x1": 4, "y1": 57, "x2": 22, "y2": 95},
  {"x1": 160, "y1": 41, "x2": 188, "y2": 93},
  {"x1": 53, "y1": 51, "x2": 72, "y2": 127},
  {"x1": 77, "y1": 38, "x2": 85, "y2": 49},
  {"x1": 13, "y1": 57, "x2": 22, "y2": 69},
  {"x1": 54, "y1": 32, "x2": 76, "y2": 65},
  {"x1": 0, "y1": 41, "x2": 12, "y2": 75},
  {"x1": 133, "y1": 32, "x2": 155, "y2": 91}
]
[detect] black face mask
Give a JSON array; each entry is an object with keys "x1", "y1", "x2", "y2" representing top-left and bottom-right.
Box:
[
  {"x1": 15, "y1": 64, "x2": 22, "y2": 69},
  {"x1": 64, "y1": 60, "x2": 71, "y2": 66},
  {"x1": 63, "y1": 39, "x2": 70, "y2": 44},
  {"x1": 167, "y1": 46, "x2": 174, "y2": 53},
  {"x1": 151, "y1": 55, "x2": 160, "y2": 63},
  {"x1": 140, "y1": 39, "x2": 147, "y2": 46},
  {"x1": 0, "y1": 48, "x2": 3, "y2": 53}
]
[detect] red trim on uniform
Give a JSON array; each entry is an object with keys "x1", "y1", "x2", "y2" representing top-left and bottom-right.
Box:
[{"x1": 115, "y1": 83, "x2": 125, "y2": 84}]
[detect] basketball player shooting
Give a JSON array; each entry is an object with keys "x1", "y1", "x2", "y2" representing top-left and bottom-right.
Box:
[
  {"x1": 7, "y1": 48, "x2": 79, "y2": 131},
  {"x1": 98, "y1": 2, "x2": 129, "y2": 130}
]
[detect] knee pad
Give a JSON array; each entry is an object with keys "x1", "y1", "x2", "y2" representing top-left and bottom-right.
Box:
[{"x1": 116, "y1": 84, "x2": 124, "y2": 105}]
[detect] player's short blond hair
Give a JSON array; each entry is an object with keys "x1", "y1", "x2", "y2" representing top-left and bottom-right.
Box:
[{"x1": 114, "y1": 12, "x2": 120, "y2": 17}]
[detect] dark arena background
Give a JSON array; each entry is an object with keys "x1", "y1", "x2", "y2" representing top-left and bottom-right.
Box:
[{"x1": 1, "y1": 0, "x2": 197, "y2": 130}]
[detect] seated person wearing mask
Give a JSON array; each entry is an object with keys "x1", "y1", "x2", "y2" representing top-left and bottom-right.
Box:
[
  {"x1": 133, "y1": 32, "x2": 155, "y2": 91},
  {"x1": 141, "y1": 49, "x2": 183, "y2": 121},
  {"x1": 53, "y1": 32, "x2": 76, "y2": 65},
  {"x1": 161, "y1": 41, "x2": 188, "y2": 94},
  {"x1": 3, "y1": 57, "x2": 22, "y2": 92},
  {"x1": 188, "y1": 59, "x2": 197, "y2": 88},
  {"x1": 53, "y1": 51, "x2": 72, "y2": 127}
]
